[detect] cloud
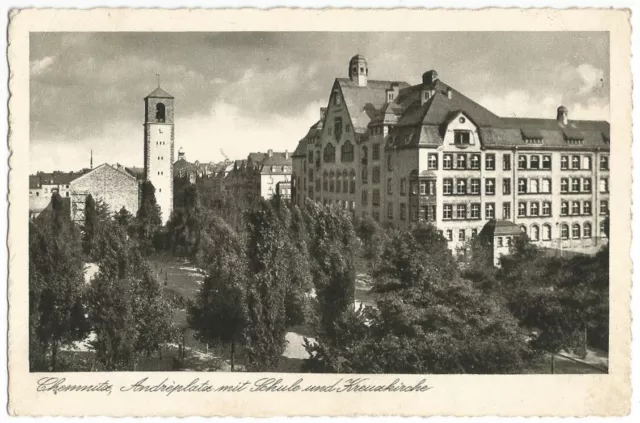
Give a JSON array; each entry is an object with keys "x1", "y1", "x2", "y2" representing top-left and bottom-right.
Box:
[
  {"x1": 576, "y1": 63, "x2": 605, "y2": 95},
  {"x1": 30, "y1": 56, "x2": 55, "y2": 76}
]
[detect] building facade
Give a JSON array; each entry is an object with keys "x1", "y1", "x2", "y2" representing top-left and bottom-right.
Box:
[
  {"x1": 29, "y1": 171, "x2": 86, "y2": 218},
  {"x1": 144, "y1": 86, "x2": 175, "y2": 224},
  {"x1": 291, "y1": 55, "x2": 610, "y2": 255}
]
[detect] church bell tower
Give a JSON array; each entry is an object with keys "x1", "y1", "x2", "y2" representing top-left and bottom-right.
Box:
[{"x1": 143, "y1": 83, "x2": 174, "y2": 224}]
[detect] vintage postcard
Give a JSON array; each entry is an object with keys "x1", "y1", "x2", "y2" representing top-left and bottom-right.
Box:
[{"x1": 7, "y1": 8, "x2": 632, "y2": 417}]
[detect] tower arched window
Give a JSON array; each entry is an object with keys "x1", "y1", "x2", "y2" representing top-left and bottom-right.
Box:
[
  {"x1": 341, "y1": 140, "x2": 354, "y2": 162},
  {"x1": 323, "y1": 143, "x2": 336, "y2": 163},
  {"x1": 156, "y1": 103, "x2": 166, "y2": 122}
]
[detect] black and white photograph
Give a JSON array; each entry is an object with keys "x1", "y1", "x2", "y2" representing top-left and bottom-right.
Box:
[{"x1": 26, "y1": 30, "x2": 613, "y2": 375}]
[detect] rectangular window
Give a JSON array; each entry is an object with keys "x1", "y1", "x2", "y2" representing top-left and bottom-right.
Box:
[
  {"x1": 443, "y1": 179, "x2": 453, "y2": 195},
  {"x1": 372, "y1": 166, "x2": 380, "y2": 183},
  {"x1": 387, "y1": 154, "x2": 393, "y2": 172},
  {"x1": 428, "y1": 180, "x2": 436, "y2": 196},
  {"x1": 485, "y1": 178, "x2": 495, "y2": 195},
  {"x1": 503, "y1": 178, "x2": 511, "y2": 195},
  {"x1": 443, "y1": 154, "x2": 453, "y2": 170},
  {"x1": 561, "y1": 201, "x2": 569, "y2": 216},
  {"x1": 372, "y1": 144, "x2": 381, "y2": 161},
  {"x1": 529, "y1": 179, "x2": 539, "y2": 194},
  {"x1": 456, "y1": 179, "x2": 467, "y2": 195},
  {"x1": 518, "y1": 202, "x2": 527, "y2": 217},
  {"x1": 600, "y1": 200, "x2": 608, "y2": 215},
  {"x1": 485, "y1": 153, "x2": 495, "y2": 170},
  {"x1": 497, "y1": 237, "x2": 503, "y2": 247},
  {"x1": 600, "y1": 155, "x2": 609, "y2": 171},
  {"x1": 372, "y1": 189, "x2": 380, "y2": 206},
  {"x1": 456, "y1": 204, "x2": 467, "y2": 220},
  {"x1": 542, "y1": 155, "x2": 552, "y2": 170},
  {"x1": 600, "y1": 178, "x2": 609, "y2": 193},
  {"x1": 485, "y1": 202, "x2": 495, "y2": 219},
  {"x1": 470, "y1": 154, "x2": 481, "y2": 170},
  {"x1": 387, "y1": 202, "x2": 393, "y2": 219},
  {"x1": 571, "y1": 155, "x2": 580, "y2": 170},
  {"x1": 518, "y1": 178, "x2": 527, "y2": 194},
  {"x1": 582, "y1": 178, "x2": 592, "y2": 193},
  {"x1": 560, "y1": 178, "x2": 569, "y2": 193},
  {"x1": 530, "y1": 202, "x2": 539, "y2": 217},
  {"x1": 542, "y1": 202, "x2": 551, "y2": 216},
  {"x1": 518, "y1": 155, "x2": 527, "y2": 170},
  {"x1": 471, "y1": 228, "x2": 478, "y2": 238},
  {"x1": 428, "y1": 205, "x2": 436, "y2": 221},
  {"x1": 458, "y1": 229, "x2": 466, "y2": 242},
  {"x1": 583, "y1": 201, "x2": 592, "y2": 215},
  {"x1": 400, "y1": 203, "x2": 407, "y2": 220},
  {"x1": 443, "y1": 204, "x2": 453, "y2": 220},
  {"x1": 572, "y1": 201, "x2": 580, "y2": 215},
  {"x1": 503, "y1": 154, "x2": 511, "y2": 170},
  {"x1": 541, "y1": 178, "x2": 551, "y2": 194},
  {"x1": 502, "y1": 202, "x2": 511, "y2": 220},
  {"x1": 456, "y1": 154, "x2": 467, "y2": 170},
  {"x1": 471, "y1": 179, "x2": 481, "y2": 195},
  {"x1": 571, "y1": 178, "x2": 580, "y2": 192},
  {"x1": 411, "y1": 206, "x2": 418, "y2": 222},
  {"x1": 454, "y1": 130, "x2": 471, "y2": 145},
  {"x1": 400, "y1": 178, "x2": 407, "y2": 196},
  {"x1": 419, "y1": 206, "x2": 427, "y2": 221},
  {"x1": 410, "y1": 181, "x2": 418, "y2": 195},
  {"x1": 561, "y1": 155, "x2": 569, "y2": 170},
  {"x1": 387, "y1": 178, "x2": 393, "y2": 195},
  {"x1": 471, "y1": 203, "x2": 480, "y2": 219},
  {"x1": 420, "y1": 180, "x2": 427, "y2": 195},
  {"x1": 428, "y1": 153, "x2": 438, "y2": 169},
  {"x1": 446, "y1": 229, "x2": 453, "y2": 241},
  {"x1": 530, "y1": 155, "x2": 540, "y2": 169}
]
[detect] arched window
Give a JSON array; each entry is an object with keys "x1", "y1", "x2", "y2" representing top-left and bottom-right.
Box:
[
  {"x1": 323, "y1": 143, "x2": 336, "y2": 163},
  {"x1": 322, "y1": 171, "x2": 328, "y2": 192},
  {"x1": 561, "y1": 224, "x2": 569, "y2": 239},
  {"x1": 156, "y1": 103, "x2": 166, "y2": 122},
  {"x1": 361, "y1": 145, "x2": 368, "y2": 164},
  {"x1": 343, "y1": 170, "x2": 349, "y2": 192},
  {"x1": 349, "y1": 170, "x2": 356, "y2": 194},
  {"x1": 583, "y1": 222, "x2": 592, "y2": 238},
  {"x1": 361, "y1": 166, "x2": 368, "y2": 183},
  {"x1": 531, "y1": 225, "x2": 540, "y2": 241},
  {"x1": 329, "y1": 171, "x2": 335, "y2": 192},
  {"x1": 341, "y1": 140, "x2": 354, "y2": 162},
  {"x1": 542, "y1": 224, "x2": 552, "y2": 240},
  {"x1": 336, "y1": 173, "x2": 342, "y2": 193},
  {"x1": 572, "y1": 223, "x2": 581, "y2": 239},
  {"x1": 520, "y1": 225, "x2": 527, "y2": 235}
]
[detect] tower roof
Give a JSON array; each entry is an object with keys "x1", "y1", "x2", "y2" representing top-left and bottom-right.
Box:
[{"x1": 145, "y1": 86, "x2": 174, "y2": 99}]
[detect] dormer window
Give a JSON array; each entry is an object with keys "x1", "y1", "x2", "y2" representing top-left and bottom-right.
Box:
[
  {"x1": 387, "y1": 92, "x2": 395, "y2": 102},
  {"x1": 454, "y1": 130, "x2": 471, "y2": 145}
]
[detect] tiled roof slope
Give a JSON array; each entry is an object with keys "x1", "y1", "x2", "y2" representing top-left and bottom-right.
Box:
[
  {"x1": 293, "y1": 120, "x2": 323, "y2": 157},
  {"x1": 145, "y1": 87, "x2": 174, "y2": 99},
  {"x1": 479, "y1": 219, "x2": 522, "y2": 238}
]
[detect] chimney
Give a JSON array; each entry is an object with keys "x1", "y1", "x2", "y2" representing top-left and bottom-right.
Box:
[
  {"x1": 557, "y1": 105, "x2": 568, "y2": 125},
  {"x1": 446, "y1": 87, "x2": 453, "y2": 99},
  {"x1": 422, "y1": 70, "x2": 439, "y2": 86},
  {"x1": 268, "y1": 149, "x2": 273, "y2": 158}
]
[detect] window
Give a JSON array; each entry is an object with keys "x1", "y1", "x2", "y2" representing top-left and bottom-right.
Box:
[
  {"x1": 471, "y1": 228, "x2": 478, "y2": 238},
  {"x1": 456, "y1": 154, "x2": 467, "y2": 169},
  {"x1": 485, "y1": 203, "x2": 495, "y2": 219},
  {"x1": 572, "y1": 223, "x2": 581, "y2": 239},
  {"x1": 503, "y1": 154, "x2": 511, "y2": 170},
  {"x1": 541, "y1": 178, "x2": 551, "y2": 193},
  {"x1": 456, "y1": 204, "x2": 467, "y2": 220},
  {"x1": 427, "y1": 180, "x2": 436, "y2": 195},
  {"x1": 323, "y1": 143, "x2": 336, "y2": 163},
  {"x1": 529, "y1": 179, "x2": 539, "y2": 194},
  {"x1": 322, "y1": 171, "x2": 328, "y2": 191},
  {"x1": 155, "y1": 102, "x2": 166, "y2": 122},
  {"x1": 341, "y1": 141, "x2": 354, "y2": 162},
  {"x1": 583, "y1": 156, "x2": 592, "y2": 170},
  {"x1": 361, "y1": 166, "x2": 368, "y2": 183},
  {"x1": 600, "y1": 155, "x2": 609, "y2": 171},
  {"x1": 530, "y1": 202, "x2": 539, "y2": 216},
  {"x1": 333, "y1": 91, "x2": 342, "y2": 106},
  {"x1": 542, "y1": 155, "x2": 552, "y2": 170},
  {"x1": 400, "y1": 178, "x2": 407, "y2": 196},
  {"x1": 530, "y1": 155, "x2": 540, "y2": 169},
  {"x1": 361, "y1": 145, "x2": 368, "y2": 165},
  {"x1": 387, "y1": 178, "x2": 393, "y2": 195},
  {"x1": 427, "y1": 205, "x2": 436, "y2": 221},
  {"x1": 561, "y1": 201, "x2": 569, "y2": 216},
  {"x1": 410, "y1": 181, "x2": 418, "y2": 195},
  {"x1": 518, "y1": 155, "x2": 527, "y2": 170},
  {"x1": 443, "y1": 204, "x2": 453, "y2": 220},
  {"x1": 419, "y1": 180, "x2": 427, "y2": 195},
  {"x1": 583, "y1": 222, "x2": 592, "y2": 238},
  {"x1": 561, "y1": 178, "x2": 569, "y2": 193},
  {"x1": 446, "y1": 229, "x2": 453, "y2": 241},
  {"x1": 336, "y1": 175, "x2": 341, "y2": 193},
  {"x1": 518, "y1": 202, "x2": 527, "y2": 217},
  {"x1": 372, "y1": 144, "x2": 381, "y2": 161},
  {"x1": 458, "y1": 229, "x2": 466, "y2": 242},
  {"x1": 372, "y1": 189, "x2": 380, "y2": 206},
  {"x1": 350, "y1": 170, "x2": 356, "y2": 193},
  {"x1": 518, "y1": 178, "x2": 527, "y2": 194},
  {"x1": 561, "y1": 156, "x2": 569, "y2": 170},
  {"x1": 571, "y1": 178, "x2": 580, "y2": 192},
  {"x1": 470, "y1": 179, "x2": 480, "y2": 195},
  {"x1": 582, "y1": 178, "x2": 591, "y2": 193},
  {"x1": 542, "y1": 202, "x2": 551, "y2": 216},
  {"x1": 443, "y1": 154, "x2": 453, "y2": 169},
  {"x1": 485, "y1": 153, "x2": 495, "y2": 170},
  {"x1": 334, "y1": 117, "x2": 343, "y2": 141},
  {"x1": 542, "y1": 224, "x2": 552, "y2": 241},
  {"x1": 329, "y1": 173, "x2": 335, "y2": 192},
  {"x1": 343, "y1": 171, "x2": 349, "y2": 192},
  {"x1": 456, "y1": 179, "x2": 467, "y2": 195},
  {"x1": 599, "y1": 178, "x2": 609, "y2": 193},
  {"x1": 561, "y1": 224, "x2": 569, "y2": 239},
  {"x1": 400, "y1": 203, "x2": 407, "y2": 220},
  {"x1": 387, "y1": 202, "x2": 393, "y2": 219},
  {"x1": 572, "y1": 201, "x2": 580, "y2": 215},
  {"x1": 443, "y1": 178, "x2": 453, "y2": 195},
  {"x1": 497, "y1": 237, "x2": 503, "y2": 247},
  {"x1": 372, "y1": 166, "x2": 380, "y2": 183},
  {"x1": 387, "y1": 154, "x2": 393, "y2": 172},
  {"x1": 470, "y1": 154, "x2": 480, "y2": 169},
  {"x1": 600, "y1": 221, "x2": 606, "y2": 236},
  {"x1": 485, "y1": 178, "x2": 495, "y2": 195},
  {"x1": 503, "y1": 178, "x2": 511, "y2": 195},
  {"x1": 454, "y1": 130, "x2": 471, "y2": 145},
  {"x1": 361, "y1": 190, "x2": 368, "y2": 205},
  {"x1": 600, "y1": 200, "x2": 608, "y2": 215},
  {"x1": 571, "y1": 155, "x2": 580, "y2": 170},
  {"x1": 471, "y1": 203, "x2": 481, "y2": 219},
  {"x1": 419, "y1": 206, "x2": 427, "y2": 221},
  {"x1": 502, "y1": 202, "x2": 511, "y2": 219},
  {"x1": 531, "y1": 225, "x2": 540, "y2": 241},
  {"x1": 583, "y1": 201, "x2": 591, "y2": 215},
  {"x1": 428, "y1": 153, "x2": 438, "y2": 169},
  {"x1": 346, "y1": 124, "x2": 351, "y2": 132}
]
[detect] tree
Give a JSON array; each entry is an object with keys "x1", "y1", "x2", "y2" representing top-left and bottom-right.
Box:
[
  {"x1": 29, "y1": 196, "x2": 89, "y2": 371},
  {"x1": 188, "y1": 216, "x2": 248, "y2": 370},
  {"x1": 114, "y1": 206, "x2": 134, "y2": 234},
  {"x1": 135, "y1": 181, "x2": 163, "y2": 253},
  {"x1": 83, "y1": 194, "x2": 98, "y2": 256}
]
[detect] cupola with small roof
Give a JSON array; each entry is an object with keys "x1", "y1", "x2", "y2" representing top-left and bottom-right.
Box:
[
  {"x1": 349, "y1": 54, "x2": 368, "y2": 87},
  {"x1": 557, "y1": 105, "x2": 568, "y2": 125}
]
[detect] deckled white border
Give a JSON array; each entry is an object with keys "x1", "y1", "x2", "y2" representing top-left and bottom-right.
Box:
[{"x1": 6, "y1": 7, "x2": 633, "y2": 417}]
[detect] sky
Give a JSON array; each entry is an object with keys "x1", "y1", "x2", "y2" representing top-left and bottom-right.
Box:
[{"x1": 30, "y1": 32, "x2": 609, "y2": 173}]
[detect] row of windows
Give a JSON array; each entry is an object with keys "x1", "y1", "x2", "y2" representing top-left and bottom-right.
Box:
[
  {"x1": 559, "y1": 200, "x2": 608, "y2": 216},
  {"x1": 444, "y1": 228, "x2": 480, "y2": 242},
  {"x1": 439, "y1": 153, "x2": 500, "y2": 171},
  {"x1": 517, "y1": 201, "x2": 553, "y2": 217},
  {"x1": 361, "y1": 166, "x2": 380, "y2": 183},
  {"x1": 442, "y1": 202, "x2": 498, "y2": 220},
  {"x1": 326, "y1": 118, "x2": 352, "y2": 137},
  {"x1": 361, "y1": 144, "x2": 381, "y2": 163},
  {"x1": 558, "y1": 155, "x2": 610, "y2": 171},
  {"x1": 154, "y1": 141, "x2": 167, "y2": 146},
  {"x1": 521, "y1": 222, "x2": 601, "y2": 241},
  {"x1": 361, "y1": 189, "x2": 381, "y2": 206},
  {"x1": 320, "y1": 141, "x2": 355, "y2": 164},
  {"x1": 443, "y1": 178, "x2": 505, "y2": 196}
]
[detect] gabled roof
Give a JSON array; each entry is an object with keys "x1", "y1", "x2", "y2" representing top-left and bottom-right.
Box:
[
  {"x1": 479, "y1": 219, "x2": 522, "y2": 238},
  {"x1": 70, "y1": 163, "x2": 137, "y2": 187},
  {"x1": 293, "y1": 119, "x2": 324, "y2": 157},
  {"x1": 336, "y1": 78, "x2": 410, "y2": 133},
  {"x1": 31, "y1": 170, "x2": 86, "y2": 187},
  {"x1": 145, "y1": 86, "x2": 174, "y2": 99}
]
